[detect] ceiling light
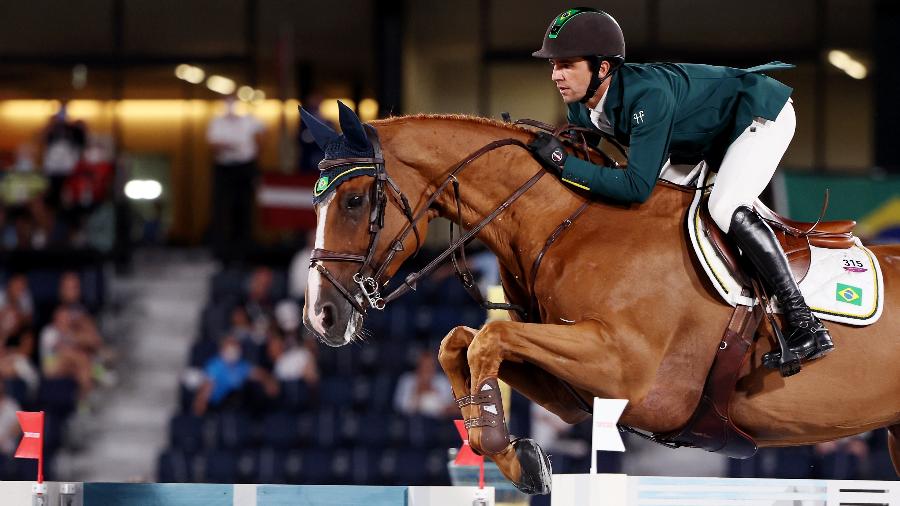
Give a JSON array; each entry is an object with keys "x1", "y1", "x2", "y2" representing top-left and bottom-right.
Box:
[{"x1": 206, "y1": 75, "x2": 236, "y2": 95}]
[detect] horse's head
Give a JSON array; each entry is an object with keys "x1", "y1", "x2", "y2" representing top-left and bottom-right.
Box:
[{"x1": 301, "y1": 102, "x2": 430, "y2": 347}]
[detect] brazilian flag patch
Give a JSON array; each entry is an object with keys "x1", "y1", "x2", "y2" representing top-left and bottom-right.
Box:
[
  {"x1": 549, "y1": 8, "x2": 593, "y2": 39},
  {"x1": 312, "y1": 164, "x2": 377, "y2": 205},
  {"x1": 314, "y1": 176, "x2": 330, "y2": 194},
  {"x1": 836, "y1": 283, "x2": 863, "y2": 306}
]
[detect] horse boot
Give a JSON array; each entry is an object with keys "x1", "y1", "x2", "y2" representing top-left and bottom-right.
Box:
[
  {"x1": 728, "y1": 206, "x2": 835, "y2": 371},
  {"x1": 459, "y1": 378, "x2": 552, "y2": 495}
]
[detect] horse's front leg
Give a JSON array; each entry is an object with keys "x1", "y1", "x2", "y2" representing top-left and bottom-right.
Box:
[{"x1": 463, "y1": 319, "x2": 649, "y2": 495}]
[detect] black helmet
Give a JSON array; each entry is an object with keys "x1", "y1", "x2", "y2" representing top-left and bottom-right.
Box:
[
  {"x1": 532, "y1": 8, "x2": 625, "y2": 61},
  {"x1": 533, "y1": 8, "x2": 625, "y2": 103}
]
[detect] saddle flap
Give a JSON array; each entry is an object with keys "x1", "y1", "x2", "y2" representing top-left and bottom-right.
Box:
[{"x1": 698, "y1": 193, "x2": 813, "y2": 284}]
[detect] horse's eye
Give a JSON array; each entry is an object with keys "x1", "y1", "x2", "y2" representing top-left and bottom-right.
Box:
[{"x1": 346, "y1": 194, "x2": 364, "y2": 209}]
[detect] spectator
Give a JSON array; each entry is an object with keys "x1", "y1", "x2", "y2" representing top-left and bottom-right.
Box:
[
  {"x1": 393, "y1": 350, "x2": 455, "y2": 418},
  {"x1": 192, "y1": 334, "x2": 277, "y2": 416},
  {"x1": 42, "y1": 104, "x2": 87, "y2": 208},
  {"x1": 29, "y1": 198, "x2": 67, "y2": 250},
  {"x1": 0, "y1": 143, "x2": 48, "y2": 208},
  {"x1": 40, "y1": 306, "x2": 102, "y2": 398},
  {"x1": 57, "y1": 271, "x2": 88, "y2": 314},
  {"x1": 0, "y1": 382, "x2": 21, "y2": 456},
  {"x1": 0, "y1": 274, "x2": 34, "y2": 339},
  {"x1": 243, "y1": 266, "x2": 274, "y2": 334},
  {"x1": 0, "y1": 327, "x2": 39, "y2": 398},
  {"x1": 206, "y1": 95, "x2": 265, "y2": 262},
  {"x1": 266, "y1": 326, "x2": 318, "y2": 384},
  {"x1": 530, "y1": 403, "x2": 589, "y2": 462}
]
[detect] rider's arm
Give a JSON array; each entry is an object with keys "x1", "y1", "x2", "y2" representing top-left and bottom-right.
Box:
[{"x1": 560, "y1": 89, "x2": 676, "y2": 203}]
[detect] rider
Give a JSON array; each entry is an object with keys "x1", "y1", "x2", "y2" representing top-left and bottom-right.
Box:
[{"x1": 528, "y1": 8, "x2": 833, "y2": 366}]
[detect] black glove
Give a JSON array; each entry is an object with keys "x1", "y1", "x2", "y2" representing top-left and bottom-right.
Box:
[{"x1": 528, "y1": 132, "x2": 568, "y2": 173}]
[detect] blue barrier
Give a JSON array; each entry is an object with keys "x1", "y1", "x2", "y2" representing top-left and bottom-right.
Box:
[{"x1": 2, "y1": 482, "x2": 496, "y2": 506}]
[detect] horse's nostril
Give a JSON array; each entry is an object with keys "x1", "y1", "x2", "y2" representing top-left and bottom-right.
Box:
[{"x1": 321, "y1": 302, "x2": 336, "y2": 330}]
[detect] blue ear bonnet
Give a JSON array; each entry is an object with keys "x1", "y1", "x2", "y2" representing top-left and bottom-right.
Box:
[
  {"x1": 320, "y1": 136, "x2": 374, "y2": 160},
  {"x1": 302, "y1": 101, "x2": 377, "y2": 205}
]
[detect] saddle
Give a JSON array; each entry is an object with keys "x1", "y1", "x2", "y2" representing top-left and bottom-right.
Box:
[
  {"x1": 697, "y1": 193, "x2": 856, "y2": 287},
  {"x1": 662, "y1": 192, "x2": 858, "y2": 458}
]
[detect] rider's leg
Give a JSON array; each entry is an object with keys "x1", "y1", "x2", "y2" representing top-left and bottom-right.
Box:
[{"x1": 708, "y1": 99, "x2": 833, "y2": 363}]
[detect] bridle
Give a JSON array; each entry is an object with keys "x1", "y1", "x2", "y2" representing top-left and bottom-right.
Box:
[{"x1": 309, "y1": 123, "x2": 545, "y2": 317}]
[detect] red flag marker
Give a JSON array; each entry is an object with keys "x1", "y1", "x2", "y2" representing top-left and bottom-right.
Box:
[
  {"x1": 14, "y1": 411, "x2": 45, "y2": 483},
  {"x1": 454, "y1": 419, "x2": 485, "y2": 489}
]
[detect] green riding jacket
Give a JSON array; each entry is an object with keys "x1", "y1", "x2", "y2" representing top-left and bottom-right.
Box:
[{"x1": 561, "y1": 61, "x2": 794, "y2": 203}]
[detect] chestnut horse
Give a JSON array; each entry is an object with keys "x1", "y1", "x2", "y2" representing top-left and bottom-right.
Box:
[{"x1": 302, "y1": 106, "x2": 900, "y2": 494}]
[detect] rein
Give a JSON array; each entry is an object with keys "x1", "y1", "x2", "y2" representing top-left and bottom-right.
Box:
[
  {"x1": 310, "y1": 125, "x2": 544, "y2": 316},
  {"x1": 310, "y1": 120, "x2": 627, "y2": 323}
]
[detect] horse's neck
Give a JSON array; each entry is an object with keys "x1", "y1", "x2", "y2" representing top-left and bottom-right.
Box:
[
  {"x1": 380, "y1": 117, "x2": 685, "y2": 286},
  {"x1": 381, "y1": 118, "x2": 581, "y2": 281}
]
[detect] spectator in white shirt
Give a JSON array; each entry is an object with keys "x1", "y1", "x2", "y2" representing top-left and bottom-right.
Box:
[{"x1": 206, "y1": 95, "x2": 265, "y2": 262}]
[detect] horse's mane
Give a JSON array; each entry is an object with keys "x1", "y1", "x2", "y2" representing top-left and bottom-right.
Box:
[{"x1": 371, "y1": 113, "x2": 534, "y2": 136}]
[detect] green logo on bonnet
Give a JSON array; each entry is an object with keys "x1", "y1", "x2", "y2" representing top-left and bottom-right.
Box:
[
  {"x1": 549, "y1": 8, "x2": 586, "y2": 39},
  {"x1": 314, "y1": 176, "x2": 330, "y2": 195}
]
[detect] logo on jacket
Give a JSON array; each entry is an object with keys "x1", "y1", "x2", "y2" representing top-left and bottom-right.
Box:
[
  {"x1": 551, "y1": 149, "x2": 564, "y2": 163},
  {"x1": 633, "y1": 110, "x2": 645, "y2": 125}
]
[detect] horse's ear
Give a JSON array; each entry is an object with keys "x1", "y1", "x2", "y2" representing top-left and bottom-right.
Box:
[
  {"x1": 300, "y1": 106, "x2": 339, "y2": 150},
  {"x1": 337, "y1": 101, "x2": 369, "y2": 151}
]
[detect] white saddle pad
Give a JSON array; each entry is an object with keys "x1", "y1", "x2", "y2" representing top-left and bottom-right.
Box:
[{"x1": 684, "y1": 165, "x2": 884, "y2": 326}]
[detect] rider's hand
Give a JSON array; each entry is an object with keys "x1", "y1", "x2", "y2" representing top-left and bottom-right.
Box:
[{"x1": 528, "y1": 132, "x2": 568, "y2": 173}]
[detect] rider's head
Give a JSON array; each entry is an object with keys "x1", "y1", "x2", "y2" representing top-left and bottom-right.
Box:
[{"x1": 533, "y1": 8, "x2": 625, "y2": 105}]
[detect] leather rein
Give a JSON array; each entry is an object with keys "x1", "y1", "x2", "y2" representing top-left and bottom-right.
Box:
[{"x1": 310, "y1": 120, "x2": 621, "y2": 322}]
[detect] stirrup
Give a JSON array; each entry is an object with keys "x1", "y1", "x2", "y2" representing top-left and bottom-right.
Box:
[{"x1": 762, "y1": 322, "x2": 801, "y2": 377}]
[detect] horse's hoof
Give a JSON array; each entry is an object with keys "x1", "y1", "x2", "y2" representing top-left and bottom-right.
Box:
[{"x1": 511, "y1": 438, "x2": 552, "y2": 495}]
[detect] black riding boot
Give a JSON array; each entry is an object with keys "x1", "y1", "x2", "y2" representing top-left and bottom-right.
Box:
[{"x1": 728, "y1": 206, "x2": 834, "y2": 366}]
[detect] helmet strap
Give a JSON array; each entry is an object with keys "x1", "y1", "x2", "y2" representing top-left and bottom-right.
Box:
[{"x1": 579, "y1": 56, "x2": 614, "y2": 104}]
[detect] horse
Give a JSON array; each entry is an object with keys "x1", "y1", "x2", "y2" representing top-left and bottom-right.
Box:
[{"x1": 301, "y1": 102, "x2": 900, "y2": 495}]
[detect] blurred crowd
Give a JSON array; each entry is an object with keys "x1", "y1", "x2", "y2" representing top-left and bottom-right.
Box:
[
  {"x1": 0, "y1": 265, "x2": 110, "y2": 479},
  {"x1": 2, "y1": 104, "x2": 116, "y2": 254}
]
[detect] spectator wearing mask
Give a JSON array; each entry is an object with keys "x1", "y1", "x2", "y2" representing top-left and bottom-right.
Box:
[
  {"x1": 206, "y1": 95, "x2": 265, "y2": 262},
  {"x1": 193, "y1": 334, "x2": 277, "y2": 415}
]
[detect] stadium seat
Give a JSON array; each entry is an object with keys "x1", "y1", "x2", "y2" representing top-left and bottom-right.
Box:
[
  {"x1": 318, "y1": 377, "x2": 354, "y2": 407},
  {"x1": 169, "y1": 414, "x2": 205, "y2": 454},
  {"x1": 255, "y1": 446, "x2": 288, "y2": 484},
  {"x1": 259, "y1": 411, "x2": 300, "y2": 448},
  {"x1": 216, "y1": 411, "x2": 253, "y2": 449},
  {"x1": 201, "y1": 449, "x2": 238, "y2": 483},
  {"x1": 279, "y1": 379, "x2": 311, "y2": 412},
  {"x1": 157, "y1": 449, "x2": 194, "y2": 483}
]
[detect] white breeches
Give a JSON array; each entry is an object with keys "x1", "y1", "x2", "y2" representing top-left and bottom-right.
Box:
[{"x1": 708, "y1": 98, "x2": 796, "y2": 233}]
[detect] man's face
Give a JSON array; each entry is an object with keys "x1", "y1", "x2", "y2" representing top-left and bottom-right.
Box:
[{"x1": 550, "y1": 58, "x2": 592, "y2": 103}]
